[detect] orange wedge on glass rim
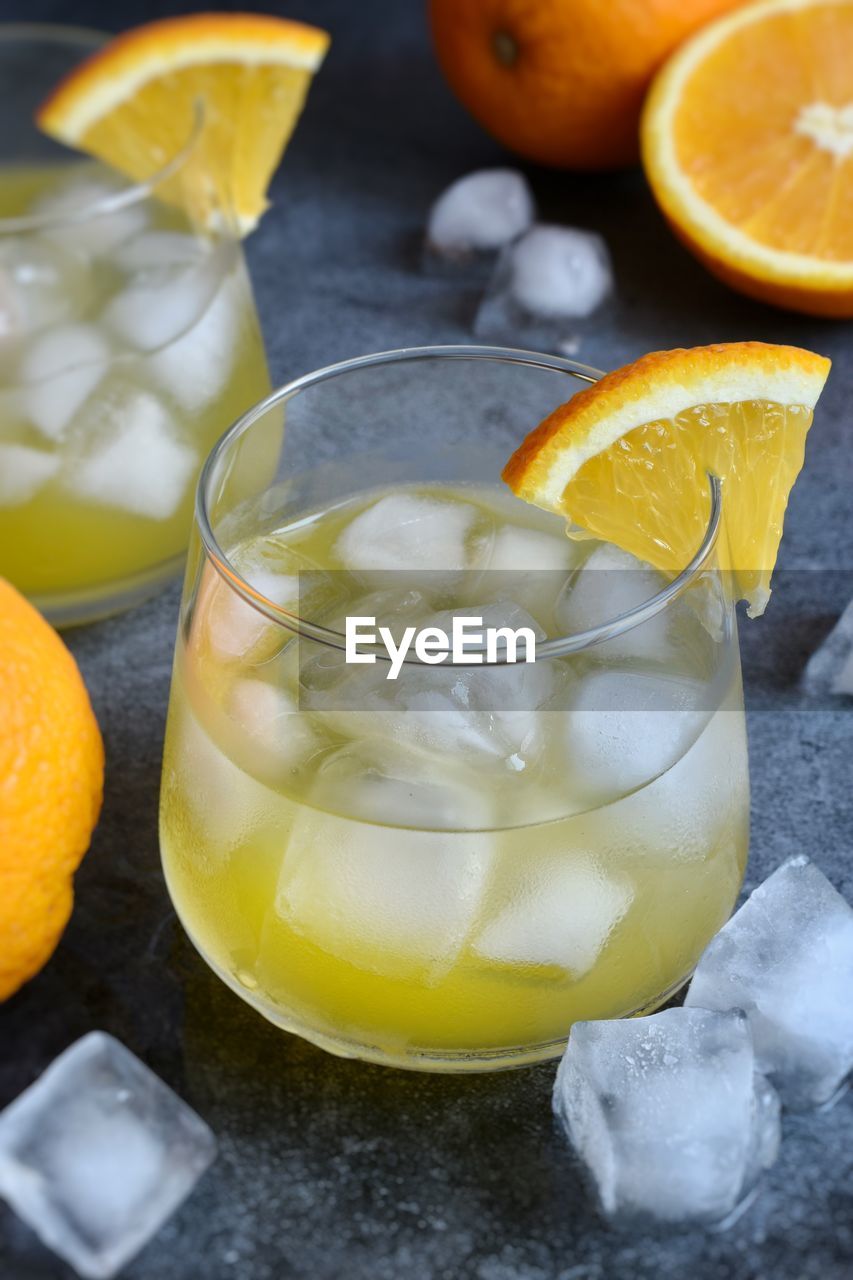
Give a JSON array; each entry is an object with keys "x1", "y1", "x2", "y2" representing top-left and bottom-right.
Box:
[
  {"x1": 37, "y1": 12, "x2": 330, "y2": 234},
  {"x1": 642, "y1": 0, "x2": 853, "y2": 317},
  {"x1": 502, "y1": 342, "x2": 831, "y2": 617}
]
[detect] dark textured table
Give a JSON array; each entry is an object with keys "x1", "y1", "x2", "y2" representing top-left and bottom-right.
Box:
[{"x1": 1, "y1": 2, "x2": 852, "y2": 1277}]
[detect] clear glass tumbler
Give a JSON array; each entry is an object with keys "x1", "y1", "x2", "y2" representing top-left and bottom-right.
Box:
[
  {"x1": 159, "y1": 345, "x2": 749, "y2": 1072},
  {"x1": 0, "y1": 25, "x2": 270, "y2": 625}
]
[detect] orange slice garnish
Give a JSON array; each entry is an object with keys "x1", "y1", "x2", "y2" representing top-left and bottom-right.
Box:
[
  {"x1": 38, "y1": 12, "x2": 330, "y2": 234},
  {"x1": 503, "y1": 342, "x2": 831, "y2": 615}
]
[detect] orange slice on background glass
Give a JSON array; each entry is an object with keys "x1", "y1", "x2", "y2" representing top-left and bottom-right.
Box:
[
  {"x1": 642, "y1": 0, "x2": 853, "y2": 317},
  {"x1": 37, "y1": 12, "x2": 331, "y2": 235},
  {"x1": 502, "y1": 342, "x2": 831, "y2": 617}
]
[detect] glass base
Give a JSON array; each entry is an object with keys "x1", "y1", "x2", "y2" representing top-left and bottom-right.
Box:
[
  {"x1": 184, "y1": 920, "x2": 693, "y2": 1074},
  {"x1": 28, "y1": 552, "x2": 185, "y2": 628}
]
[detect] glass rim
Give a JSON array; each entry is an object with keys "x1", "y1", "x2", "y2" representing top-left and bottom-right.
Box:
[
  {"x1": 195, "y1": 344, "x2": 723, "y2": 665},
  {"x1": 0, "y1": 22, "x2": 201, "y2": 236}
]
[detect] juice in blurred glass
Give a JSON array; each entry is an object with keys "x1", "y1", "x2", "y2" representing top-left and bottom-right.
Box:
[
  {"x1": 0, "y1": 161, "x2": 268, "y2": 620},
  {"x1": 0, "y1": 29, "x2": 270, "y2": 623}
]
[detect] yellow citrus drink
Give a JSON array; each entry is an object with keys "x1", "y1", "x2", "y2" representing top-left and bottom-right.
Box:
[
  {"x1": 160, "y1": 482, "x2": 749, "y2": 1070},
  {"x1": 0, "y1": 161, "x2": 270, "y2": 622}
]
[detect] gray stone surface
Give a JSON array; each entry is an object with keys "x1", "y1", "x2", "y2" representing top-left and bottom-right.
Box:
[{"x1": 1, "y1": 2, "x2": 852, "y2": 1277}]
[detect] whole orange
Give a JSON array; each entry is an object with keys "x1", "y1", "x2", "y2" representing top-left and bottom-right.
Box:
[
  {"x1": 0, "y1": 580, "x2": 104, "y2": 1000},
  {"x1": 428, "y1": 0, "x2": 746, "y2": 170}
]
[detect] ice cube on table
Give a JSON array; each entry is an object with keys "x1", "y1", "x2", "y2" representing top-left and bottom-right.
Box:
[
  {"x1": 509, "y1": 225, "x2": 613, "y2": 317},
  {"x1": 803, "y1": 598, "x2": 853, "y2": 696},
  {"x1": 20, "y1": 323, "x2": 110, "y2": 441},
  {"x1": 0, "y1": 443, "x2": 59, "y2": 507},
  {"x1": 275, "y1": 804, "x2": 495, "y2": 982},
  {"x1": 473, "y1": 857, "x2": 631, "y2": 975},
  {"x1": 0, "y1": 1032, "x2": 215, "y2": 1280},
  {"x1": 334, "y1": 492, "x2": 489, "y2": 581},
  {"x1": 686, "y1": 856, "x2": 853, "y2": 1108},
  {"x1": 426, "y1": 168, "x2": 536, "y2": 259},
  {"x1": 34, "y1": 175, "x2": 148, "y2": 258},
  {"x1": 67, "y1": 387, "x2": 196, "y2": 518},
  {"x1": 563, "y1": 670, "x2": 708, "y2": 804},
  {"x1": 555, "y1": 542, "x2": 672, "y2": 661},
  {"x1": 0, "y1": 238, "x2": 93, "y2": 340},
  {"x1": 553, "y1": 1008, "x2": 781, "y2": 1226},
  {"x1": 474, "y1": 224, "x2": 612, "y2": 347}
]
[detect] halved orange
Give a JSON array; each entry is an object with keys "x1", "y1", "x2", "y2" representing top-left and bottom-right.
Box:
[
  {"x1": 38, "y1": 13, "x2": 330, "y2": 234},
  {"x1": 642, "y1": 0, "x2": 853, "y2": 317},
  {"x1": 503, "y1": 343, "x2": 831, "y2": 616}
]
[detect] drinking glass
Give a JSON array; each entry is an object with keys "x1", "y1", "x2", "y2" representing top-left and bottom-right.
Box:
[
  {"x1": 160, "y1": 345, "x2": 749, "y2": 1072},
  {"x1": 0, "y1": 25, "x2": 270, "y2": 625}
]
